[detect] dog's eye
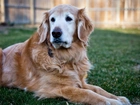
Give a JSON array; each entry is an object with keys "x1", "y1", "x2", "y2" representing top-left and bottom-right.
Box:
[
  {"x1": 66, "y1": 16, "x2": 72, "y2": 22},
  {"x1": 51, "y1": 17, "x2": 55, "y2": 22}
]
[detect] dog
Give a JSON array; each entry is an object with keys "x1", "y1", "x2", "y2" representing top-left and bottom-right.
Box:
[{"x1": 0, "y1": 4, "x2": 131, "y2": 105}]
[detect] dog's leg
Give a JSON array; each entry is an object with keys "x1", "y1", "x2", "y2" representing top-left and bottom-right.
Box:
[
  {"x1": 0, "y1": 48, "x2": 2, "y2": 86},
  {"x1": 83, "y1": 84, "x2": 118, "y2": 99},
  {"x1": 83, "y1": 84, "x2": 131, "y2": 105},
  {"x1": 52, "y1": 86, "x2": 123, "y2": 105}
]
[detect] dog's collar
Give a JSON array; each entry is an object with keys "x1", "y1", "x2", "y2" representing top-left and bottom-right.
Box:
[
  {"x1": 46, "y1": 42, "x2": 53, "y2": 58},
  {"x1": 48, "y1": 48, "x2": 53, "y2": 58}
]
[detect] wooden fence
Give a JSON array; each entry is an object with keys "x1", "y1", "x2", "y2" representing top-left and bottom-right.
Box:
[{"x1": 0, "y1": 0, "x2": 140, "y2": 28}]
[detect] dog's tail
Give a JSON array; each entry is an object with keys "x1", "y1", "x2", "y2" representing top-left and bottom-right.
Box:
[{"x1": 0, "y1": 48, "x2": 3, "y2": 86}]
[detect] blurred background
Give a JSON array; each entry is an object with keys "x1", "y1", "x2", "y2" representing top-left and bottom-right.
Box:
[
  {"x1": 0, "y1": 0, "x2": 140, "y2": 28},
  {"x1": 0, "y1": 1, "x2": 140, "y2": 105}
]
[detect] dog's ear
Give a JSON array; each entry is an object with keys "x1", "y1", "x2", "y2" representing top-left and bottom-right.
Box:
[
  {"x1": 77, "y1": 8, "x2": 93, "y2": 45},
  {"x1": 37, "y1": 12, "x2": 49, "y2": 44}
]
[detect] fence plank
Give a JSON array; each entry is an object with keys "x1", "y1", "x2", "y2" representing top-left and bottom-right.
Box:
[
  {"x1": 104, "y1": 0, "x2": 108, "y2": 22},
  {"x1": 0, "y1": 0, "x2": 5, "y2": 22},
  {"x1": 30, "y1": 0, "x2": 35, "y2": 24},
  {"x1": 86, "y1": 0, "x2": 89, "y2": 13},
  {"x1": 116, "y1": 0, "x2": 120, "y2": 24}
]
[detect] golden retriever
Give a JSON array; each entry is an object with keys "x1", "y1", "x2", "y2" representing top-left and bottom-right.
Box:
[{"x1": 0, "y1": 4, "x2": 131, "y2": 105}]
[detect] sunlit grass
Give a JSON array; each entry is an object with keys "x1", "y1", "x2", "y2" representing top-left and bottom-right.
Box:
[{"x1": 0, "y1": 27, "x2": 140, "y2": 105}]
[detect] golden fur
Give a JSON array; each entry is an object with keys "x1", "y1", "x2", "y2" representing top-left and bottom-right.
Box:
[{"x1": 0, "y1": 5, "x2": 131, "y2": 105}]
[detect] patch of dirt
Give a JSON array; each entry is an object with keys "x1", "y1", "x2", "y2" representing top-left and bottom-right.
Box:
[{"x1": 133, "y1": 65, "x2": 140, "y2": 72}]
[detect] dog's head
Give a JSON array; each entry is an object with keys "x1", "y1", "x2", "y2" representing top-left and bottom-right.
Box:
[{"x1": 37, "y1": 4, "x2": 93, "y2": 49}]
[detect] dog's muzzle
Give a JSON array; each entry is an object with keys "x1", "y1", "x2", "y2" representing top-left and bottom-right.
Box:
[
  {"x1": 52, "y1": 27, "x2": 63, "y2": 43},
  {"x1": 51, "y1": 27, "x2": 69, "y2": 49}
]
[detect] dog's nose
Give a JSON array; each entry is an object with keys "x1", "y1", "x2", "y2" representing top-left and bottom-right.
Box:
[{"x1": 52, "y1": 27, "x2": 62, "y2": 38}]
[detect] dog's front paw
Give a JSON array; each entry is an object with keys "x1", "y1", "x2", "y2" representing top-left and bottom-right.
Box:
[
  {"x1": 105, "y1": 99, "x2": 123, "y2": 105},
  {"x1": 118, "y1": 96, "x2": 131, "y2": 105}
]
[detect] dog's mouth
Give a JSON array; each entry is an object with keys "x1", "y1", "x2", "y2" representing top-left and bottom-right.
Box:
[
  {"x1": 53, "y1": 39, "x2": 67, "y2": 44},
  {"x1": 52, "y1": 39, "x2": 70, "y2": 49}
]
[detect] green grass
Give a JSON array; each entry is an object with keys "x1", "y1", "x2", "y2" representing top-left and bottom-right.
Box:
[{"x1": 0, "y1": 27, "x2": 140, "y2": 105}]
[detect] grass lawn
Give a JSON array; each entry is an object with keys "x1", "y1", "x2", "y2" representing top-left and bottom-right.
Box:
[{"x1": 0, "y1": 27, "x2": 140, "y2": 105}]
